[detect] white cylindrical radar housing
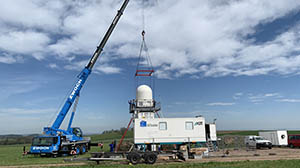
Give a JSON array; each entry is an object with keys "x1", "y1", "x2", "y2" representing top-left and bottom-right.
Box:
[{"x1": 136, "y1": 85, "x2": 153, "y2": 107}]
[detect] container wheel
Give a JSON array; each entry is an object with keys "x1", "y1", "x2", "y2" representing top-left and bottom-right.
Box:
[
  {"x1": 290, "y1": 144, "x2": 295, "y2": 148},
  {"x1": 128, "y1": 152, "x2": 141, "y2": 165},
  {"x1": 144, "y1": 152, "x2": 157, "y2": 164}
]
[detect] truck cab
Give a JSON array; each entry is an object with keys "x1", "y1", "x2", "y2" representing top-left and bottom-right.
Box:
[
  {"x1": 30, "y1": 136, "x2": 61, "y2": 156},
  {"x1": 288, "y1": 135, "x2": 300, "y2": 148},
  {"x1": 245, "y1": 135, "x2": 272, "y2": 149}
]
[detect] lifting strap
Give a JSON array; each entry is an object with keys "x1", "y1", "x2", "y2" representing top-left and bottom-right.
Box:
[{"x1": 135, "y1": 30, "x2": 154, "y2": 77}]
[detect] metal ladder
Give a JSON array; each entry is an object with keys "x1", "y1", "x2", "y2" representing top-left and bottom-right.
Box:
[{"x1": 206, "y1": 140, "x2": 215, "y2": 152}]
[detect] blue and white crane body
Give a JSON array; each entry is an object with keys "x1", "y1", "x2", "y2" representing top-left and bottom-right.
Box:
[{"x1": 30, "y1": 0, "x2": 129, "y2": 156}]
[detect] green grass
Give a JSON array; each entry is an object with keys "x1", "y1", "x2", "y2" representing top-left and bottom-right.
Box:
[
  {"x1": 2, "y1": 130, "x2": 300, "y2": 167},
  {"x1": 217, "y1": 130, "x2": 260, "y2": 136},
  {"x1": 90, "y1": 131, "x2": 133, "y2": 142},
  {"x1": 0, "y1": 144, "x2": 65, "y2": 166},
  {"x1": 0, "y1": 142, "x2": 129, "y2": 166},
  {"x1": 288, "y1": 130, "x2": 300, "y2": 135},
  {"x1": 0, "y1": 144, "x2": 110, "y2": 166}
]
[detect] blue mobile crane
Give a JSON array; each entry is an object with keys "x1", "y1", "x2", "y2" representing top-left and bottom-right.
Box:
[{"x1": 29, "y1": 0, "x2": 130, "y2": 157}]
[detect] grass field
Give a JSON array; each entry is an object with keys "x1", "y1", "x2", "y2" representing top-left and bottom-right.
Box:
[
  {"x1": 2, "y1": 144, "x2": 300, "y2": 168},
  {"x1": 0, "y1": 142, "x2": 127, "y2": 166},
  {"x1": 2, "y1": 130, "x2": 300, "y2": 167},
  {"x1": 0, "y1": 144, "x2": 64, "y2": 166},
  {"x1": 90, "y1": 132, "x2": 133, "y2": 142}
]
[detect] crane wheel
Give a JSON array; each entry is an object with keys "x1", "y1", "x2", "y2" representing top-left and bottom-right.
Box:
[
  {"x1": 80, "y1": 145, "x2": 86, "y2": 154},
  {"x1": 75, "y1": 145, "x2": 80, "y2": 155}
]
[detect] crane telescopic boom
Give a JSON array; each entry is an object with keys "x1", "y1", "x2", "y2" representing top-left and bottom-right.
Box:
[
  {"x1": 44, "y1": 0, "x2": 130, "y2": 135},
  {"x1": 86, "y1": 0, "x2": 129, "y2": 70}
]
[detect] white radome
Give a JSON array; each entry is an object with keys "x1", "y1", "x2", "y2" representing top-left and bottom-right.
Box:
[{"x1": 136, "y1": 85, "x2": 153, "y2": 100}]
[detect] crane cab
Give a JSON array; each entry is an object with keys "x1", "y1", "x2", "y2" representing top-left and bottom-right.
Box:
[
  {"x1": 30, "y1": 136, "x2": 61, "y2": 156},
  {"x1": 66, "y1": 127, "x2": 84, "y2": 141}
]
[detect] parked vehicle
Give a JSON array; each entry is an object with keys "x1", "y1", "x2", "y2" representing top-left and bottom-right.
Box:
[
  {"x1": 288, "y1": 135, "x2": 300, "y2": 148},
  {"x1": 29, "y1": 0, "x2": 129, "y2": 157},
  {"x1": 259, "y1": 130, "x2": 288, "y2": 146},
  {"x1": 245, "y1": 136, "x2": 272, "y2": 149}
]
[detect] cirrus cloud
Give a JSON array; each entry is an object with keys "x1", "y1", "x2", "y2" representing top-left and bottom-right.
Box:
[{"x1": 207, "y1": 102, "x2": 235, "y2": 106}]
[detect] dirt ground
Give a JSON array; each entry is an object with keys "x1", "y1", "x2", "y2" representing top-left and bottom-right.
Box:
[{"x1": 192, "y1": 147, "x2": 300, "y2": 162}]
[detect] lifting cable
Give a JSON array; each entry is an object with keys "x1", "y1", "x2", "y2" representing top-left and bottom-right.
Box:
[{"x1": 135, "y1": 0, "x2": 154, "y2": 77}]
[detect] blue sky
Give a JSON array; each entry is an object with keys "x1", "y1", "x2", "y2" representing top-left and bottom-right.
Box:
[{"x1": 1, "y1": 0, "x2": 300, "y2": 134}]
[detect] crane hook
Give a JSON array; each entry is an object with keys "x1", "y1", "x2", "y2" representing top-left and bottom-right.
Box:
[{"x1": 142, "y1": 30, "x2": 145, "y2": 40}]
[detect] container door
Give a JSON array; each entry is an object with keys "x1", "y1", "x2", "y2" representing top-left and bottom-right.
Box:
[
  {"x1": 205, "y1": 124, "x2": 210, "y2": 140},
  {"x1": 209, "y1": 124, "x2": 217, "y2": 141},
  {"x1": 272, "y1": 133, "x2": 278, "y2": 145}
]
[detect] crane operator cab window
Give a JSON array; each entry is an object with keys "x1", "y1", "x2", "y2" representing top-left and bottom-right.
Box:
[
  {"x1": 32, "y1": 137, "x2": 58, "y2": 146},
  {"x1": 72, "y1": 128, "x2": 83, "y2": 137}
]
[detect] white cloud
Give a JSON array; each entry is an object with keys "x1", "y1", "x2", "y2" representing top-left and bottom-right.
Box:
[
  {"x1": 233, "y1": 92, "x2": 243, "y2": 99},
  {"x1": 264, "y1": 93, "x2": 279, "y2": 97},
  {"x1": 0, "y1": 53, "x2": 19, "y2": 64},
  {"x1": 248, "y1": 92, "x2": 280, "y2": 102},
  {"x1": 48, "y1": 63, "x2": 58, "y2": 69},
  {"x1": 1, "y1": 0, "x2": 300, "y2": 78},
  {"x1": 207, "y1": 102, "x2": 235, "y2": 106},
  {"x1": 0, "y1": 31, "x2": 50, "y2": 59},
  {"x1": 64, "y1": 60, "x2": 121, "y2": 74},
  {"x1": 277, "y1": 99, "x2": 300, "y2": 103},
  {"x1": 94, "y1": 65, "x2": 122, "y2": 74},
  {"x1": 0, "y1": 1, "x2": 63, "y2": 31}
]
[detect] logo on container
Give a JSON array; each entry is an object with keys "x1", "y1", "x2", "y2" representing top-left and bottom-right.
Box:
[{"x1": 140, "y1": 120, "x2": 147, "y2": 127}]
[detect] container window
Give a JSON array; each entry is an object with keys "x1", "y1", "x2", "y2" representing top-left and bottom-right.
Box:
[
  {"x1": 138, "y1": 102, "x2": 143, "y2": 106},
  {"x1": 185, "y1": 122, "x2": 194, "y2": 130},
  {"x1": 159, "y1": 122, "x2": 167, "y2": 130}
]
